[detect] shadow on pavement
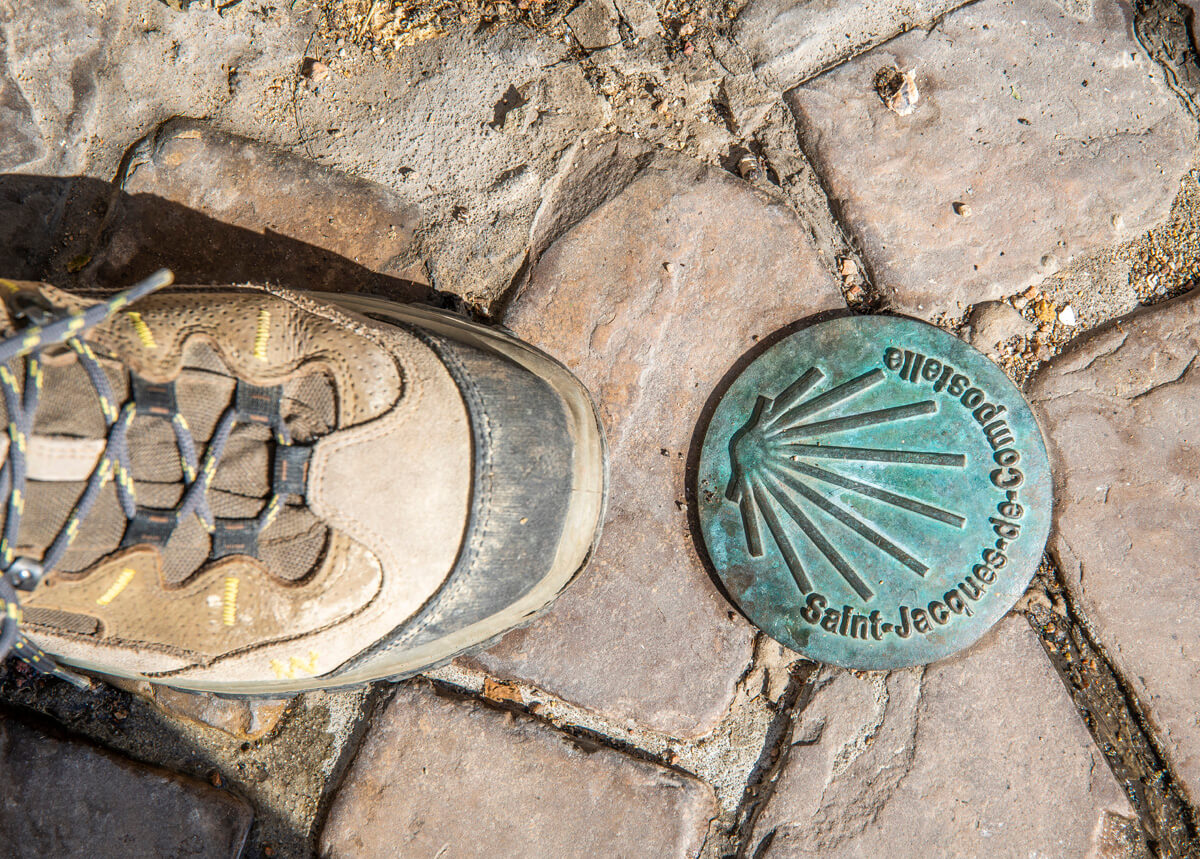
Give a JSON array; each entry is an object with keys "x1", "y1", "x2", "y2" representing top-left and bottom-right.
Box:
[{"x1": 0, "y1": 172, "x2": 449, "y2": 307}]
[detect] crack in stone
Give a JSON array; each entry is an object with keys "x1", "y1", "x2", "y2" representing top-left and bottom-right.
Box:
[
  {"x1": 1127, "y1": 353, "x2": 1198, "y2": 400},
  {"x1": 1132, "y1": 0, "x2": 1200, "y2": 120},
  {"x1": 1059, "y1": 330, "x2": 1130, "y2": 377}
]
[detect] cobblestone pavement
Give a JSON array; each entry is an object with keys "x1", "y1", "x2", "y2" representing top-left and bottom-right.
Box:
[{"x1": 3, "y1": 0, "x2": 1200, "y2": 855}]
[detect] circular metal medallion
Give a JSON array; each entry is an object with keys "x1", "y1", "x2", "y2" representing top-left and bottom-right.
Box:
[{"x1": 695, "y1": 315, "x2": 1052, "y2": 669}]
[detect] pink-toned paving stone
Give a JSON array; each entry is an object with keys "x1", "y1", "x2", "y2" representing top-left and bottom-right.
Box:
[
  {"x1": 0, "y1": 712, "x2": 253, "y2": 858},
  {"x1": 748, "y1": 616, "x2": 1142, "y2": 858},
  {"x1": 786, "y1": 0, "x2": 1196, "y2": 321},
  {"x1": 319, "y1": 682, "x2": 717, "y2": 858},
  {"x1": 465, "y1": 151, "x2": 845, "y2": 738},
  {"x1": 1030, "y1": 288, "x2": 1200, "y2": 803}
]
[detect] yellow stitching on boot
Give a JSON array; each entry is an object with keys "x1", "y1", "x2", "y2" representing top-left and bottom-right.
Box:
[
  {"x1": 125, "y1": 311, "x2": 157, "y2": 349},
  {"x1": 253, "y1": 309, "x2": 271, "y2": 360},
  {"x1": 96, "y1": 568, "x2": 137, "y2": 606},
  {"x1": 222, "y1": 576, "x2": 239, "y2": 626},
  {"x1": 0, "y1": 279, "x2": 17, "y2": 292},
  {"x1": 261, "y1": 495, "x2": 283, "y2": 527}
]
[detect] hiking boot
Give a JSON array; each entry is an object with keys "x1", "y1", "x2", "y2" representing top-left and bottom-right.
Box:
[{"x1": 0, "y1": 271, "x2": 606, "y2": 693}]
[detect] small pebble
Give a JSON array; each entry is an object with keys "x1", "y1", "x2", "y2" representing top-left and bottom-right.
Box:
[
  {"x1": 952, "y1": 201, "x2": 971, "y2": 217},
  {"x1": 301, "y1": 58, "x2": 330, "y2": 82},
  {"x1": 1034, "y1": 298, "x2": 1057, "y2": 324},
  {"x1": 874, "y1": 66, "x2": 919, "y2": 116},
  {"x1": 1058, "y1": 305, "x2": 1078, "y2": 326}
]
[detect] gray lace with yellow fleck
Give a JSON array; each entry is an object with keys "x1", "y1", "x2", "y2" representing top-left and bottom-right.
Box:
[{"x1": 0, "y1": 270, "x2": 179, "y2": 688}]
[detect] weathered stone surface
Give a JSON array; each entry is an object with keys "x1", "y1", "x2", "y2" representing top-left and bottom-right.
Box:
[
  {"x1": 0, "y1": 712, "x2": 253, "y2": 858},
  {"x1": 964, "y1": 300, "x2": 1036, "y2": 355},
  {"x1": 1030, "y1": 288, "x2": 1200, "y2": 803},
  {"x1": 0, "y1": 31, "x2": 41, "y2": 170},
  {"x1": 83, "y1": 1, "x2": 604, "y2": 309},
  {"x1": 62, "y1": 119, "x2": 432, "y2": 301},
  {"x1": 749, "y1": 616, "x2": 1138, "y2": 857},
  {"x1": 1, "y1": 0, "x2": 609, "y2": 310},
  {"x1": 467, "y1": 153, "x2": 844, "y2": 738},
  {"x1": 0, "y1": 174, "x2": 78, "y2": 280},
  {"x1": 786, "y1": 0, "x2": 1197, "y2": 320},
  {"x1": 567, "y1": 0, "x2": 621, "y2": 51},
  {"x1": 0, "y1": 0, "x2": 101, "y2": 174},
  {"x1": 733, "y1": 0, "x2": 966, "y2": 91},
  {"x1": 320, "y1": 683, "x2": 717, "y2": 857},
  {"x1": 527, "y1": 133, "x2": 654, "y2": 266}
]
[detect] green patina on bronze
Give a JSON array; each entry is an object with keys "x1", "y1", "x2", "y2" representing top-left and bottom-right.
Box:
[{"x1": 696, "y1": 315, "x2": 1052, "y2": 669}]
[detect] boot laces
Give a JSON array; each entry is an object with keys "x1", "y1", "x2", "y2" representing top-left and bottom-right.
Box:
[{"x1": 0, "y1": 270, "x2": 286, "y2": 689}]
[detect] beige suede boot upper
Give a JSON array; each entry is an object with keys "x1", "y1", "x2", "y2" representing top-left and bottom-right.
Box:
[{"x1": 5, "y1": 281, "x2": 472, "y2": 686}]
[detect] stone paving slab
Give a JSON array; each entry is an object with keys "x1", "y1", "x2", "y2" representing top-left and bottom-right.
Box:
[
  {"x1": 320, "y1": 682, "x2": 717, "y2": 858},
  {"x1": 785, "y1": 0, "x2": 1196, "y2": 321},
  {"x1": 14, "y1": 0, "x2": 609, "y2": 311},
  {"x1": 0, "y1": 30, "x2": 41, "y2": 171},
  {"x1": 1030, "y1": 288, "x2": 1200, "y2": 803},
  {"x1": 55, "y1": 119, "x2": 432, "y2": 301},
  {"x1": 748, "y1": 615, "x2": 1140, "y2": 857},
  {"x1": 467, "y1": 150, "x2": 845, "y2": 738},
  {"x1": 0, "y1": 710, "x2": 253, "y2": 858},
  {"x1": 733, "y1": 0, "x2": 967, "y2": 92},
  {"x1": 0, "y1": 0, "x2": 102, "y2": 176}
]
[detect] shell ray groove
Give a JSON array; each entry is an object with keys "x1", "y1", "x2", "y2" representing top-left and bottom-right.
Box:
[
  {"x1": 764, "y1": 460, "x2": 928, "y2": 577},
  {"x1": 764, "y1": 368, "x2": 883, "y2": 429},
  {"x1": 727, "y1": 366, "x2": 969, "y2": 602},
  {"x1": 774, "y1": 400, "x2": 938, "y2": 441}
]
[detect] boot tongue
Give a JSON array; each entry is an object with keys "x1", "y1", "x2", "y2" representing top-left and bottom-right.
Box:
[{"x1": 8, "y1": 340, "x2": 337, "y2": 584}]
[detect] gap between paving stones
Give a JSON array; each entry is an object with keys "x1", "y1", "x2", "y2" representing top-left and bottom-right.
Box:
[
  {"x1": 425, "y1": 633, "x2": 814, "y2": 858},
  {"x1": 1023, "y1": 559, "x2": 1200, "y2": 858},
  {"x1": 703, "y1": 34, "x2": 885, "y2": 312},
  {"x1": 1135, "y1": 0, "x2": 1200, "y2": 121}
]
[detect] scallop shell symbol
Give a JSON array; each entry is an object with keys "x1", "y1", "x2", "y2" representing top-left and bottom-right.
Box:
[{"x1": 724, "y1": 366, "x2": 968, "y2": 603}]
